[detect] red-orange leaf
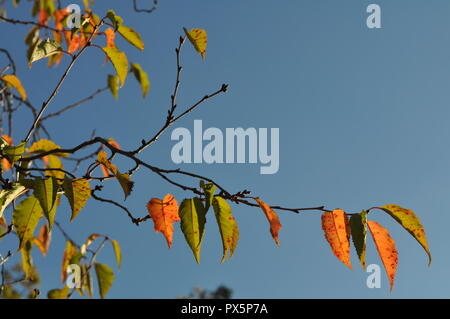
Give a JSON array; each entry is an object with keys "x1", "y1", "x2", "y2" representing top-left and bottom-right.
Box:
[
  {"x1": 367, "y1": 221, "x2": 398, "y2": 292},
  {"x1": 146, "y1": 194, "x2": 180, "y2": 248},
  {"x1": 254, "y1": 197, "x2": 282, "y2": 246},
  {"x1": 1, "y1": 134, "x2": 12, "y2": 172},
  {"x1": 105, "y1": 28, "x2": 116, "y2": 48},
  {"x1": 321, "y1": 209, "x2": 352, "y2": 269},
  {"x1": 33, "y1": 224, "x2": 51, "y2": 256}
]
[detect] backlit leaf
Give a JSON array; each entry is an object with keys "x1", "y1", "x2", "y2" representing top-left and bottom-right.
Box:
[
  {"x1": 28, "y1": 139, "x2": 68, "y2": 157},
  {"x1": 21, "y1": 240, "x2": 34, "y2": 279},
  {"x1": 378, "y1": 204, "x2": 431, "y2": 266},
  {"x1": 183, "y1": 27, "x2": 207, "y2": 60},
  {"x1": 12, "y1": 195, "x2": 43, "y2": 249},
  {"x1": 105, "y1": 27, "x2": 116, "y2": 48},
  {"x1": 200, "y1": 181, "x2": 215, "y2": 213},
  {"x1": 102, "y1": 46, "x2": 128, "y2": 87},
  {"x1": 97, "y1": 151, "x2": 133, "y2": 199},
  {"x1": 147, "y1": 194, "x2": 180, "y2": 248},
  {"x1": 118, "y1": 25, "x2": 144, "y2": 51},
  {"x1": 107, "y1": 74, "x2": 119, "y2": 100},
  {"x1": 94, "y1": 263, "x2": 114, "y2": 299},
  {"x1": 29, "y1": 39, "x2": 62, "y2": 65},
  {"x1": 367, "y1": 220, "x2": 398, "y2": 292},
  {"x1": 111, "y1": 240, "x2": 122, "y2": 269},
  {"x1": 62, "y1": 177, "x2": 90, "y2": 222},
  {"x1": 33, "y1": 224, "x2": 51, "y2": 256},
  {"x1": 106, "y1": 10, "x2": 123, "y2": 31},
  {"x1": 349, "y1": 210, "x2": 367, "y2": 269},
  {"x1": 179, "y1": 198, "x2": 207, "y2": 263},
  {"x1": 255, "y1": 197, "x2": 282, "y2": 246},
  {"x1": 116, "y1": 173, "x2": 134, "y2": 200},
  {"x1": 0, "y1": 183, "x2": 27, "y2": 218},
  {"x1": 321, "y1": 209, "x2": 352, "y2": 270},
  {"x1": 131, "y1": 63, "x2": 150, "y2": 97},
  {"x1": 1, "y1": 74, "x2": 27, "y2": 100},
  {"x1": 212, "y1": 196, "x2": 239, "y2": 263},
  {"x1": 45, "y1": 154, "x2": 65, "y2": 181},
  {"x1": 3, "y1": 142, "x2": 25, "y2": 164},
  {"x1": 32, "y1": 177, "x2": 58, "y2": 229}
]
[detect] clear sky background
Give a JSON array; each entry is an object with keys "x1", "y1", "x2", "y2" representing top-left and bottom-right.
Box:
[{"x1": 1, "y1": 0, "x2": 450, "y2": 298}]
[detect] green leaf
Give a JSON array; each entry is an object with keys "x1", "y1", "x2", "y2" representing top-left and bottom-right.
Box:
[
  {"x1": 102, "y1": 46, "x2": 128, "y2": 88},
  {"x1": 118, "y1": 25, "x2": 144, "y2": 51},
  {"x1": 28, "y1": 39, "x2": 62, "y2": 66},
  {"x1": 212, "y1": 196, "x2": 239, "y2": 263},
  {"x1": 62, "y1": 177, "x2": 91, "y2": 222},
  {"x1": 47, "y1": 286, "x2": 69, "y2": 299},
  {"x1": 21, "y1": 240, "x2": 33, "y2": 279},
  {"x1": 378, "y1": 204, "x2": 432, "y2": 266},
  {"x1": 108, "y1": 74, "x2": 119, "y2": 100},
  {"x1": 106, "y1": 10, "x2": 123, "y2": 31},
  {"x1": 94, "y1": 263, "x2": 114, "y2": 299},
  {"x1": 0, "y1": 183, "x2": 27, "y2": 218},
  {"x1": 81, "y1": 264, "x2": 93, "y2": 298},
  {"x1": 179, "y1": 198, "x2": 207, "y2": 264},
  {"x1": 200, "y1": 181, "x2": 216, "y2": 213},
  {"x1": 131, "y1": 64, "x2": 150, "y2": 98},
  {"x1": 12, "y1": 195, "x2": 43, "y2": 249},
  {"x1": 3, "y1": 142, "x2": 25, "y2": 164},
  {"x1": 349, "y1": 210, "x2": 367, "y2": 269},
  {"x1": 32, "y1": 177, "x2": 58, "y2": 229},
  {"x1": 111, "y1": 240, "x2": 122, "y2": 269}
]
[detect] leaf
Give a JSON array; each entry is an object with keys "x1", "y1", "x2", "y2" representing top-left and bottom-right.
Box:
[
  {"x1": 81, "y1": 264, "x2": 93, "y2": 297},
  {"x1": 28, "y1": 139, "x2": 68, "y2": 157},
  {"x1": 45, "y1": 154, "x2": 65, "y2": 180},
  {"x1": 0, "y1": 183, "x2": 27, "y2": 218},
  {"x1": 179, "y1": 198, "x2": 207, "y2": 264},
  {"x1": 146, "y1": 194, "x2": 180, "y2": 248},
  {"x1": 96, "y1": 151, "x2": 133, "y2": 199},
  {"x1": 367, "y1": 220, "x2": 398, "y2": 292},
  {"x1": 12, "y1": 195, "x2": 43, "y2": 249},
  {"x1": 94, "y1": 263, "x2": 114, "y2": 299},
  {"x1": 3, "y1": 142, "x2": 25, "y2": 164},
  {"x1": 116, "y1": 173, "x2": 134, "y2": 200},
  {"x1": 105, "y1": 27, "x2": 116, "y2": 48},
  {"x1": 107, "y1": 74, "x2": 119, "y2": 100},
  {"x1": 29, "y1": 39, "x2": 62, "y2": 65},
  {"x1": 80, "y1": 233, "x2": 101, "y2": 255},
  {"x1": 378, "y1": 204, "x2": 431, "y2": 266},
  {"x1": 111, "y1": 240, "x2": 122, "y2": 269},
  {"x1": 62, "y1": 177, "x2": 91, "y2": 222},
  {"x1": 61, "y1": 240, "x2": 77, "y2": 282},
  {"x1": 102, "y1": 47, "x2": 128, "y2": 87},
  {"x1": 183, "y1": 27, "x2": 207, "y2": 60},
  {"x1": 47, "y1": 286, "x2": 69, "y2": 299},
  {"x1": 32, "y1": 177, "x2": 58, "y2": 229},
  {"x1": 200, "y1": 181, "x2": 215, "y2": 213},
  {"x1": 118, "y1": 25, "x2": 144, "y2": 51},
  {"x1": 1, "y1": 74, "x2": 27, "y2": 100},
  {"x1": 321, "y1": 209, "x2": 352, "y2": 270},
  {"x1": 21, "y1": 240, "x2": 33, "y2": 279},
  {"x1": 212, "y1": 196, "x2": 239, "y2": 263},
  {"x1": 106, "y1": 10, "x2": 123, "y2": 31},
  {"x1": 33, "y1": 224, "x2": 51, "y2": 256},
  {"x1": 254, "y1": 197, "x2": 282, "y2": 246},
  {"x1": 131, "y1": 63, "x2": 150, "y2": 97},
  {"x1": 349, "y1": 210, "x2": 367, "y2": 269}
]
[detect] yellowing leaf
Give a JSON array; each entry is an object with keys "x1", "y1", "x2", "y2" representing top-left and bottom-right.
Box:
[
  {"x1": 105, "y1": 27, "x2": 116, "y2": 48},
  {"x1": 0, "y1": 183, "x2": 27, "y2": 218},
  {"x1": 106, "y1": 10, "x2": 123, "y2": 31},
  {"x1": 21, "y1": 240, "x2": 33, "y2": 279},
  {"x1": 33, "y1": 224, "x2": 51, "y2": 256},
  {"x1": 47, "y1": 286, "x2": 69, "y2": 299},
  {"x1": 28, "y1": 139, "x2": 68, "y2": 157},
  {"x1": 3, "y1": 142, "x2": 25, "y2": 164},
  {"x1": 367, "y1": 220, "x2": 398, "y2": 292},
  {"x1": 29, "y1": 39, "x2": 62, "y2": 66},
  {"x1": 32, "y1": 177, "x2": 58, "y2": 229},
  {"x1": 80, "y1": 233, "x2": 101, "y2": 255},
  {"x1": 118, "y1": 25, "x2": 144, "y2": 50},
  {"x1": 212, "y1": 196, "x2": 239, "y2": 263},
  {"x1": 255, "y1": 197, "x2": 282, "y2": 246},
  {"x1": 45, "y1": 154, "x2": 65, "y2": 181},
  {"x1": 131, "y1": 63, "x2": 150, "y2": 98},
  {"x1": 183, "y1": 27, "x2": 207, "y2": 60},
  {"x1": 62, "y1": 177, "x2": 90, "y2": 222},
  {"x1": 117, "y1": 173, "x2": 134, "y2": 200},
  {"x1": 61, "y1": 240, "x2": 77, "y2": 282},
  {"x1": 321, "y1": 209, "x2": 352, "y2": 270},
  {"x1": 146, "y1": 194, "x2": 180, "y2": 248},
  {"x1": 102, "y1": 46, "x2": 128, "y2": 87},
  {"x1": 94, "y1": 263, "x2": 114, "y2": 299},
  {"x1": 349, "y1": 211, "x2": 367, "y2": 269},
  {"x1": 378, "y1": 204, "x2": 431, "y2": 266},
  {"x1": 97, "y1": 151, "x2": 133, "y2": 200},
  {"x1": 111, "y1": 240, "x2": 122, "y2": 269},
  {"x1": 179, "y1": 198, "x2": 207, "y2": 264},
  {"x1": 12, "y1": 195, "x2": 43, "y2": 249},
  {"x1": 1, "y1": 74, "x2": 27, "y2": 100}
]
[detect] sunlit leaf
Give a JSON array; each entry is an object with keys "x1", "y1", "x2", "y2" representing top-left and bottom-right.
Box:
[
  {"x1": 111, "y1": 240, "x2": 122, "y2": 269},
  {"x1": 47, "y1": 286, "x2": 69, "y2": 299},
  {"x1": 146, "y1": 194, "x2": 180, "y2": 248},
  {"x1": 21, "y1": 240, "x2": 34, "y2": 279},
  {"x1": 106, "y1": 10, "x2": 123, "y2": 31},
  {"x1": 131, "y1": 63, "x2": 149, "y2": 97},
  {"x1": 3, "y1": 142, "x2": 25, "y2": 164},
  {"x1": 33, "y1": 224, "x2": 51, "y2": 256},
  {"x1": 12, "y1": 195, "x2": 43, "y2": 250},
  {"x1": 102, "y1": 47, "x2": 128, "y2": 87},
  {"x1": 367, "y1": 220, "x2": 398, "y2": 292},
  {"x1": 28, "y1": 139, "x2": 68, "y2": 157},
  {"x1": 183, "y1": 27, "x2": 207, "y2": 60},
  {"x1": 1, "y1": 74, "x2": 27, "y2": 100},
  {"x1": 62, "y1": 177, "x2": 91, "y2": 222},
  {"x1": 118, "y1": 25, "x2": 144, "y2": 51},
  {"x1": 321, "y1": 209, "x2": 352, "y2": 270},
  {"x1": 212, "y1": 196, "x2": 239, "y2": 263},
  {"x1": 255, "y1": 197, "x2": 282, "y2": 246},
  {"x1": 97, "y1": 151, "x2": 133, "y2": 199},
  {"x1": 94, "y1": 263, "x2": 114, "y2": 299},
  {"x1": 107, "y1": 74, "x2": 119, "y2": 100},
  {"x1": 179, "y1": 198, "x2": 207, "y2": 263},
  {"x1": 349, "y1": 210, "x2": 367, "y2": 269},
  {"x1": 0, "y1": 183, "x2": 27, "y2": 218},
  {"x1": 45, "y1": 154, "x2": 65, "y2": 181},
  {"x1": 32, "y1": 177, "x2": 58, "y2": 229},
  {"x1": 29, "y1": 39, "x2": 62, "y2": 66}
]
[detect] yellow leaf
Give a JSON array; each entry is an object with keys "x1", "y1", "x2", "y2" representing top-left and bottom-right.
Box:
[
  {"x1": 183, "y1": 27, "x2": 207, "y2": 60},
  {"x1": 102, "y1": 46, "x2": 128, "y2": 87},
  {"x1": 1, "y1": 74, "x2": 27, "y2": 100},
  {"x1": 28, "y1": 139, "x2": 68, "y2": 157}
]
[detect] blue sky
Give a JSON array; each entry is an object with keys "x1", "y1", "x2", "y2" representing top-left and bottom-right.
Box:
[{"x1": 1, "y1": 0, "x2": 450, "y2": 298}]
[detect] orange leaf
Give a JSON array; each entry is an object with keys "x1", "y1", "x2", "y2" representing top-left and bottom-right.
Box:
[
  {"x1": 1, "y1": 135, "x2": 12, "y2": 172},
  {"x1": 367, "y1": 220, "x2": 398, "y2": 292},
  {"x1": 38, "y1": 8, "x2": 48, "y2": 26},
  {"x1": 105, "y1": 28, "x2": 116, "y2": 48},
  {"x1": 321, "y1": 209, "x2": 352, "y2": 269},
  {"x1": 146, "y1": 194, "x2": 180, "y2": 248},
  {"x1": 54, "y1": 9, "x2": 68, "y2": 31},
  {"x1": 254, "y1": 197, "x2": 282, "y2": 246},
  {"x1": 33, "y1": 224, "x2": 51, "y2": 256},
  {"x1": 67, "y1": 34, "x2": 80, "y2": 54}
]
